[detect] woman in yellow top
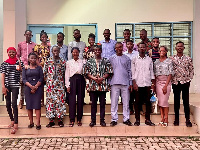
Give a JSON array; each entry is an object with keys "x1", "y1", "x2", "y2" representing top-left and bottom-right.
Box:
[{"x1": 34, "y1": 30, "x2": 51, "y2": 106}]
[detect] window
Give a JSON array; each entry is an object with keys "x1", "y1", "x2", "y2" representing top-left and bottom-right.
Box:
[{"x1": 115, "y1": 22, "x2": 193, "y2": 57}]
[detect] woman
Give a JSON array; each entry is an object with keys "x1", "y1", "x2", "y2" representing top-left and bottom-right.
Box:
[
  {"x1": 34, "y1": 30, "x2": 51, "y2": 107},
  {"x1": 44, "y1": 46, "x2": 66, "y2": 128},
  {"x1": 65, "y1": 47, "x2": 85, "y2": 127},
  {"x1": 154, "y1": 46, "x2": 173, "y2": 127},
  {"x1": 22, "y1": 52, "x2": 43, "y2": 130},
  {"x1": 83, "y1": 33, "x2": 95, "y2": 60},
  {"x1": 0, "y1": 47, "x2": 23, "y2": 134}
]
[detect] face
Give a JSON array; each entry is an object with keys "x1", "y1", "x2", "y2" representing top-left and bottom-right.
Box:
[
  {"x1": 103, "y1": 29, "x2": 111, "y2": 39},
  {"x1": 52, "y1": 47, "x2": 60, "y2": 58},
  {"x1": 8, "y1": 50, "x2": 16, "y2": 58},
  {"x1": 94, "y1": 47, "x2": 102, "y2": 57},
  {"x1": 57, "y1": 34, "x2": 64, "y2": 43},
  {"x1": 175, "y1": 43, "x2": 184, "y2": 53},
  {"x1": 88, "y1": 37, "x2": 95, "y2": 46},
  {"x1": 28, "y1": 55, "x2": 37, "y2": 65},
  {"x1": 72, "y1": 49, "x2": 79, "y2": 59},
  {"x1": 140, "y1": 30, "x2": 147, "y2": 40},
  {"x1": 115, "y1": 43, "x2": 123, "y2": 55},
  {"x1": 159, "y1": 47, "x2": 167, "y2": 57},
  {"x1": 126, "y1": 41, "x2": 134, "y2": 50},
  {"x1": 73, "y1": 30, "x2": 81, "y2": 40},
  {"x1": 152, "y1": 39, "x2": 160, "y2": 48},
  {"x1": 138, "y1": 44, "x2": 146, "y2": 54},
  {"x1": 24, "y1": 31, "x2": 32, "y2": 42},
  {"x1": 123, "y1": 31, "x2": 131, "y2": 40},
  {"x1": 40, "y1": 34, "x2": 48, "y2": 43}
]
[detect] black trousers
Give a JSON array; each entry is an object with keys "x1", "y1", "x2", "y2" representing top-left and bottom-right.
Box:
[
  {"x1": 5, "y1": 86, "x2": 19, "y2": 124},
  {"x1": 172, "y1": 82, "x2": 190, "y2": 121},
  {"x1": 129, "y1": 90, "x2": 135, "y2": 111},
  {"x1": 69, "y1": 74, "x2": 85, "y2": 122},
  {"x1": 134, "y1": 87, "x2": 151, "y2": 121},
  {"x1": 90, "y1": 91, "x2": 106, "y2": 122}
]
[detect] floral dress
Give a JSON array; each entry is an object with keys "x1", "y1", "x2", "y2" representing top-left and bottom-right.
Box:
[{"x1": 43, "y1": 57, "x2": 66, "y2": 119}]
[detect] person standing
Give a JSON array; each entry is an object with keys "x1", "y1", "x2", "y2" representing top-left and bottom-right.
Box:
[
  {"x1": 83, "y1": 44, "x2": 113, "y2": 127},
  {"x1": 171, "y1": 41, "x2": 194, "y2": 127},
  {"x1": 154, "y1": 46, "x2": 173, "y2": 127},
  {"x1": 122, "y1": 29, "x2": 138, "y2": 52},
  {"x1": 148, "y1": 37, "x2": 160, "y2": 62},
  {"x1": 17, "y1": 30, "x2": 36, "y2": 109},
  {"x1": 83, "y1": 33, "x2": 96, "y2": 60},
  {"x1": 22, "y1": 52, "x2": 43, "y2": 130},
  {"x1": 109, "y1": 42, "x2": 133, "y2": 126},
  {"x1": 132, "y1": 42, "x2": 155, "y2": 126},
  {"x1": 65, "y1": 47, "x2": 85, "y2": 127},
  {"x1": 44, "y1": 46, "x2": 66, "y2": 128},
  {"x1": 137, "y1": 29, "x2": 152, "y2": 52},
  {"x1": 68, "y1": 29, "x2": 86, "y2": 60},
  {"x1": 99, "y1": 29, "x2": 117, "y2": 59},
  {"x1": 0, "y1": 47, "x2": 23, "y2": 134}
]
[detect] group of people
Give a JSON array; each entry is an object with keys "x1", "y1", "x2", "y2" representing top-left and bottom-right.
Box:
[{"x1": 0, "y1": 28, "x2": 194, "y2": 134}]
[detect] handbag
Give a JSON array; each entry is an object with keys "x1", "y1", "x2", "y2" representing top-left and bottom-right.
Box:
[{"x1": 150, "y1": 92, "x2": 158, "y2": 114}]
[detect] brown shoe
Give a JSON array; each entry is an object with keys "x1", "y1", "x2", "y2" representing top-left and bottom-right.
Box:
[{"x1": 19, "y1": 100, "x2": 24, "y2": 109}]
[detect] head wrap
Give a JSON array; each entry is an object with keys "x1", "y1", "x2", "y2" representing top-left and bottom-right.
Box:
[{"x1": 5, "y1": 47, "x2": 18, "y2": 65}]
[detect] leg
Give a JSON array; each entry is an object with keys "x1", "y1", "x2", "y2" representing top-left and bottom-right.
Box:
[
  {"x1": 5, "y1": 87, "x2": 14, "y2": 125},
  {"x1": 41, "y1": 85, "x2": 44, "y2": 107},
  {"x1": 27, "y1": 109, "x2": 34, "y2": 124},
  {"x1": 129, "y1": 90, "x2": 134, "y2": 113},
  {"x1": 182, "y1": 82, "x2": 190, "y2": 121},
  {"x1": 163, "y1": 107, "x2": 169, "y2": 123},
  {"x1": 121, "y1": 85, "x2": 130, "y2": 122},
  {"x1": 110, "y1": 85, "x2": 120, "y2": 122},
  {"x1": 90, "y1": 91, "x2": 98, "y2": 123},
  {"x1": 172, "y1": 83, "x2": 181, "y2": 122},
  {"x1": 144, "y1": 87, "x2": 151, "y2": 121},
  {"x1": 69, "y1": 85, "x2": 77, "y2": 123},
  {"x1": 134, "y1": 88, "x2": 140, "y2": 121},
  {"x1": 99, "y1": 92, "x2": 106, "y2": 122},
  {"x1": 35, "y1": 109, "x2": 41, "y2": 126},
  {"x1": 11, "y1": 87, "x2": 19, "y2": 125},
  {"x1": 159, "y1": 106, "x2": 164, "y2": 123},
  {"x1": 19, "y1": 72, "x2": 24, "y2": 109}
]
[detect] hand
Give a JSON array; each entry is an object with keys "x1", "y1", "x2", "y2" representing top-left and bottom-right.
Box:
[
  {"x1": 92, "y1": 76, "x2": 98, "y2": 83},
  {"x1": 97, "y1": 77, "x2": 104, "y2": 84},
  {"x1": 133, "y1": 84, "x2": 138, "y2": 91},
  {"x1": 162, "y1": 86, "x2": 167, "y2": 95},
  {"x1": 31, "y1": 89, "x2": 36, "y2": 94},
  {"x1": 24, "y1": 65, "x2": 29, "y2": 69},
  {"x1": 67, "y1": 87, "x2": 70, "y2": 93},
  {"x1": 2, "y1": 87, "x2": 9, "y2": 96},
  {"x1": 151, "y1": 84, "x2": 156, "y2": 93},
  {"x1": 31, "y1": 85, "x2": 37, "y2": 91},
  {"x1": 128, "y1": 85, "x2": 133, "y2": 92}
]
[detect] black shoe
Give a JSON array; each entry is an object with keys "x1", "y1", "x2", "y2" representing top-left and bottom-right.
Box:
[
  {"x1": 110, "y1": 121, "x2": 117, "y2": 127},
  {"x1": 36, "y1": 125, "x2": 41, "y2": 130},
  {"x1": 173, "y1": 120, "x2": 179, "y2": 126},
  {"x1": 134, "y1": 120, "x2": 140, "y2": 126},
  {"x1": 145, "y1": 120, "x2": 155, "y2": 126},
  {"x1": 123, "y1": 119, "x2": 133, "y2": 126},
  {"x1": 83, "y1": 102, "x2": 87, "y2": 105},
  {"x1": 186, "y1": 120, "x2": 192, "y2": 127},
  {"x1": 100, "y1": 121, "x2": 106, "y2": 127},
  {"x1": 89, "y1": 122, "x2": 96, "y2": 127},
  {"x1": 46, "y1": 121, "x2": 55, "y2": 128},
  {"x1": 28, "y1": 123, "x2": 34, "y2": 128},
  {"x1": 58, "y1": 121, "x2": 64, "y2": 127}
]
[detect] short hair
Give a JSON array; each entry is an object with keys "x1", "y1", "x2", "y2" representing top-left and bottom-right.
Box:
[
  {"x1": 126, "y1": 40, "x2": 133, "y2": 44},
  {"x1": 152, "y1": 37, "x2": 159, "y2": 41},
  {"x1": 115, "y1": 42, "x2": 123, "y2": 47},
  {"x1": 25, "y1": 30, "x2": 32, "y2": 34},
  {"x1": 159, "y1": 46, "x2": 168, "y2": 52},
  {"x1": 71, "y1": 47, "x2": 80, "y2": 53},
  {"x1": 176, "y1": 41, "x2": 184, "y2": 46},
  {"x1": 88, "y1": 33, "x2": 95, "y2": 39},
  {"x1": 28, "y1": 52, "x2": 37, "y2": 58},
  {"x1": 140, "y1": 29, "x2": 147, "y2": 33},
  {"x1": 123, "y1": 29, "x2": 130, "y2": 33},
  {"x1": 73, "y1": 29, "x2": 80, "y2": 33},
  {"x1": 138, "y1": 41, "x2": 146, "y2": 47},
  {"x1": 103, "y1": 29, "x2": 110, "y2": 33},
  {"x1": 52, "y1": 45, "x2": 60, "y2": 52},
  {"x1": 57, "y1": 32, "x2": 65, "y2": 38},
  {"x1": 40, "y1": 30, "x2": 48, "y2": 38}
]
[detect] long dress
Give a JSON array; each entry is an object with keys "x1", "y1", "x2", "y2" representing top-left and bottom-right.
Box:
[{"x1": 22, "y1": 66, "x2": 43, "y2": 109}]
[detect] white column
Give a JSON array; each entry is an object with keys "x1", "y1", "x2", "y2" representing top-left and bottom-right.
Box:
[
  {"x1": 192, "y1": 0, "x2": 200, "y2": 93},
  {"x1": 15, "y1": 0, "x2": 27, "y2": 48},
  {"x1": 0, "y1": 0, "x2": 3, "y2": 102}
]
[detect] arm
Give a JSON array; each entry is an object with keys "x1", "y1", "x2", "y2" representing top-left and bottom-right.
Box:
[
  {"x1": 68, "y1": 43, "x2": 72, "y2": 60},
  {"x1": 188, "y1": 58, "x2": 194, "y2": 80},
  {"x1": 65, "y1": 61, "x2": 70, "y2": 93},
  {"x1": 35, "y1": 66, "x2": 43, "y2": 88},
  {"x1": 131, "y1": 58, "x2": 137, "y2": 91},
  {"x1": 1, "y1": 73, "x2": 9, "y2": 96},
  {"x1": 16, "y1": 43, "x2": 21, "y2": 60},
  {"x1": 162, "y1": 74, "x2": 172, "y2": 95}
]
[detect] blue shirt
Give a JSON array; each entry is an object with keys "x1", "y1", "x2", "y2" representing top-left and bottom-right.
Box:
[
  {"x1": 50, "y1": 44, "x2": 68, "y2": 61},
  {"x1": 99, "y1": 39, "x2": 117, "y2": 59},
  {"x1": 109, "y1": 54, "x2": 132, "y2": 86}
]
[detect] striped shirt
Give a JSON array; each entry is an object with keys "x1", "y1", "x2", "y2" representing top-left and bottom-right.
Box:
[{"x1": 0, "y1": 60, "x2": 23, "y2": 87}]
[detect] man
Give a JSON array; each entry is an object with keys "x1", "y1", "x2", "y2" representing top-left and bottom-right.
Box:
[
  {"x1": 137, "y1": 29, "x2": 152, "y2": 52},
  {"x1": 122, "y1": 29, "x2": 138, "y2": 52},
  {"x1": 17, "y1": 30, "x2": 36, "y2": 109},
  {"x1": 68, "y1": 29, "x2": 86, "y2": 60},
  {"x1": 148, "y1": 37, "x2": 160, "y2": 62},
  {"x1": 99, "y1": 29, "x2": 117, "y2": 59},
  {"x1": 83, "y1": 43, "x2": 113, "y2": 127},
  {"x1": 171, "y1": 41, "x2": 194, "y2": 127},
  {"x1": 50, "y1": 32, "x2": 68, "y2": 61},
  {"x1": 132, "y1": 42, "x2": 155, "y2": 126},
  {"x1": 109, "y1": 42, "x2": 132, "y2": 127}
]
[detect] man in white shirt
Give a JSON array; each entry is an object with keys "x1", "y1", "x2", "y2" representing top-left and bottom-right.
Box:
[{"x1": 131, "y1": 42, "x2": 155, "y2": 126}]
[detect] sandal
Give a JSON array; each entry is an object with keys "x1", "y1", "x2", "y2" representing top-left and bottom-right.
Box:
[
  {"x1": 8, "y1": 123, "x2": 14, "y2": 128},
  {"x1": 11, "y1": 127, "x2": 17, "y2": 134},
  {"x1": 162, "y1": 122, "x2": 168, "y2": 127},
  {"x1": 69, "y1": 122, "x2": 74, "y2": 127},
  {"x1": 28, "y1": 123, "x2": 34, "y2": 128},
  {"x1": 77, "y1": 121, "x2": 82, "y2": 126}
]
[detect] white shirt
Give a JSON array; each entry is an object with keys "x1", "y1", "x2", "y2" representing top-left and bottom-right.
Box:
[
  {"x1": 68, "y1": 41, "x2": 86, "y2": 60},
  {"x1": 131, "y1": 55, "x2": 155, "y2": 87},
  {"x1": 123, "y1": 51, "x2": 139, "y2": 60},
  {"x1": 65, "y1": 59, "x2": 85, "y2": 88}
]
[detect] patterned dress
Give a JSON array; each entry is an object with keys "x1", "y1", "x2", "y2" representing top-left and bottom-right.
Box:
[
  {"x1": 34, "y1": 45, "x2": 51, "y2": 68},
  {"x1": 83, "y1": 46, "x2": 95, "y2": 60},
  {"x1": 43, "y1": 57, "x2": 66, "y2": 119}
]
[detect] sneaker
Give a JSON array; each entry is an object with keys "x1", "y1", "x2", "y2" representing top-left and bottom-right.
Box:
[
  {"x1": 100, "y1": 121, "x2": 106, "y2": 127},
  {"x1": 123, "y1": 119, "x2": 133, "y2": 126},
  {"x1": 186, "y1": 120, "x2": 192, "y2": 127},
  {"x1": 46, "y1": 121, "x2": 55, "y2": 128},
  {"x1": 173, "y1": 120, "x2": 179, "y2": 126},
  {"x1": 145, "y1": 120, "x2": 155, "y2": 126},
  {"x1": 110, "y1": 121, "x2": 117, "y2": 127}
]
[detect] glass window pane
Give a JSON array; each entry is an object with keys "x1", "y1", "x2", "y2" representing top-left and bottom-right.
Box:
[
  {"x1": 173, "y1": 38, "x2": 191, "y2": 57},
  {"x1": 154, "y1": 24, "x2": 171, "y2": 37},
  {"x1": 116, "y1": 25, "x2": 133, "y2": 37},
  {"x1": 158, "y1": 38, "x2": 171, "y2": 56},
  {"x1": 135, "y1": 24, "x2": 152, "y2": 37},
  {"x1": 173, "y1": 23, "x2": 191, "y2": 36}
]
